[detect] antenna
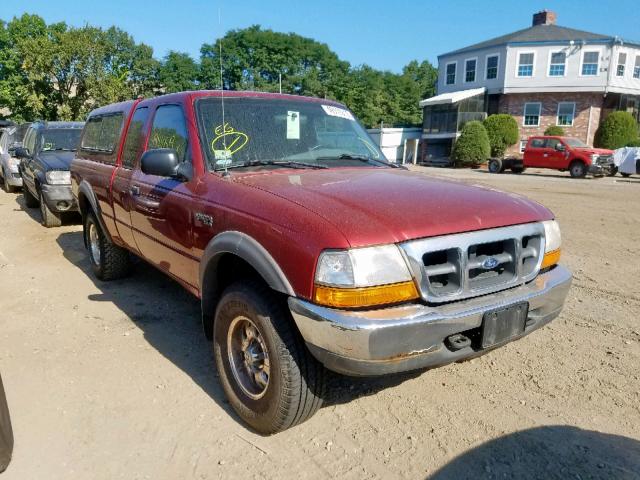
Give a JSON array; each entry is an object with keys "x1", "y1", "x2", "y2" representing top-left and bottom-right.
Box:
[{"x1": 218, "y1": 5, "x2": 229, "y2": 176}]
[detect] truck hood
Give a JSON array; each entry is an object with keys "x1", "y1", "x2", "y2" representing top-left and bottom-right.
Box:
[
  {"x1": 575, "y1": 147, "x2": 614, "y2": 156},
  {"x1": 234, "y1": 168, "x2": 553, "y2": 247},
  {"x1": 38, "y1": 151, "x2": 75, "y2": 170}
]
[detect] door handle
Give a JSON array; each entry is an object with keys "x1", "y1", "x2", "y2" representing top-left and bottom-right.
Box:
[{"x1": 130, "y1": 185, "x2": 140, "y2": 196}]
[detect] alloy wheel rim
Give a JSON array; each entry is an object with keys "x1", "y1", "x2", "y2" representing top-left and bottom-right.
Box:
[
  {"x1": 227, "y1": 316, "x2": 270, "y2": 399},
  {"x1": 89, "y1": 223, "x2": 100, "y2": 266}
]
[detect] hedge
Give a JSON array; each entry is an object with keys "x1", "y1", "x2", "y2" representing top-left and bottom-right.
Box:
[
  {"x1": 451, "y1": 121, "x2": 490, "y2": 167},
  {"x1": 594, "y1": 111, "x2": 639, "y2": 149},
  {"x1": 483, "y1": 114, "x2": 519, "y2": 158},
  {"x1": 544, "y1": 125, "x2": 565, "y2": 136}
]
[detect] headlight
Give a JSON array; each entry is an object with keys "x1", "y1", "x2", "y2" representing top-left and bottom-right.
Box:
[
  {"x1": 541, "y1": 220, "x2": 562, "y2": 268},
  {"x1": 590, "y1": 154, "x2": 599, "y2": 163},
  {"x1": 45, "y1": 170, "x2": 71, "y2": 185},
  {"x1": 314, "y1": 245, "x2": 419, "y2": 308},
  {"x1": 8, "y1": 158, "x2": 20, "y2": 170}
]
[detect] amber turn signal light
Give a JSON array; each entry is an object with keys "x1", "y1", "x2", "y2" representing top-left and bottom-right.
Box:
[
  {"x1": 541, "y1": 248, "x2": 561, "y2": 269},
  {"x1": 314, "y1": 281, "x2": 419, "y2": 308}
]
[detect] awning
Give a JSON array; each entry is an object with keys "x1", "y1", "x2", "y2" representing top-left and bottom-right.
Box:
[{"x1": 419, "y1": 87, "x2": 486, "y2": 107}]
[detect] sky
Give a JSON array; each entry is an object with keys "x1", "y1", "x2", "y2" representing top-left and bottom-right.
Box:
[{"x1": 2, "y1": 0, "x2": 639, "y2": 72}]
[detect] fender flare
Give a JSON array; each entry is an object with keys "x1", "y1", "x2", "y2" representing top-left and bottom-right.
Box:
[
  {"x1": 199, "y1": 231, "x2": 295, "y2": 337},
  {"x1": 77, "y1": 180, "x2": 113, "y2": 243}
]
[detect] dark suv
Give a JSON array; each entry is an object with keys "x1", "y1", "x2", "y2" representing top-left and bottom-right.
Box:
[{"x1": 16, "y1": 121, "x2": 84, "y2": 227}]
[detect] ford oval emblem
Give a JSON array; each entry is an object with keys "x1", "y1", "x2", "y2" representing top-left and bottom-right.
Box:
[{"x1": 482, "y1": 257, "x2": 499, "y2": 269}]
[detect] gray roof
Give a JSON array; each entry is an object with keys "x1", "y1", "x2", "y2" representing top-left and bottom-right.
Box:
[{"x1": 441, "y1": 24, "x2": 613, "y2": 57}]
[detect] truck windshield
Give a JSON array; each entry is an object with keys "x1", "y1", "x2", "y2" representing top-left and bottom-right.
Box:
[
  {"x1": 196, "y1": 97, "x2": 389, "y2": 171},
  {"x1": 41, "y1": 129, "x2": 82, "y2": 152},
  {"x1": 563, "y1": 138, "x2": 589, "y2": 148}
]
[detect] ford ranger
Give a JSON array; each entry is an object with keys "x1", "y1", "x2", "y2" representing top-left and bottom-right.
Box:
[
  {"x1": 489, "y1": 135, "x2": 614, "y2": 178},
  {"x1": 71, "y1": 91, "x2": 572, "y2": 433}
]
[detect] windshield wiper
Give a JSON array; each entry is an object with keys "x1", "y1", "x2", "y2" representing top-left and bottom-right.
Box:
[
  {"x1": 317, "y1": 154, "x2": 400, "y2": 168},
  {"x1": 218, "y1": 160, "x2": 328, "y2": 171}
]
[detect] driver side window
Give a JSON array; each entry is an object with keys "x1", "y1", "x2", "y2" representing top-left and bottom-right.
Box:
[
  {"x1": 545, "y1": 138, "x2": 561, "y2": 150},
  {"x1": 147, "y1": 105, "x2": 189, "y2": 163}
]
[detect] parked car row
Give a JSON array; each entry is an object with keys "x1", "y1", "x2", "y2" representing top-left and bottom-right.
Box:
[{"x1": 0, "y1": 90, "x2": 572, "y2": 434}]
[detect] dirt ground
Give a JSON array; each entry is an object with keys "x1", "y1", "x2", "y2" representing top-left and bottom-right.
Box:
[{"x1": 1, "y1": 166, "x2": 639, "y2": 480}]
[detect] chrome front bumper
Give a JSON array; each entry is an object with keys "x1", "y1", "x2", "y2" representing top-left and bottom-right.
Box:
[{"x1": 289, "y1": 265, "x2": 572, "y2": 376}]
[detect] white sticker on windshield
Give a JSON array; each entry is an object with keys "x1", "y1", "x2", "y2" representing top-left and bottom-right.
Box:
[
  {"x1": 321, "y1": 104, "x2": 355, "y2": 121},
  {"x1": 287, "y1": 111, "x2": 300, "y2": 140}
]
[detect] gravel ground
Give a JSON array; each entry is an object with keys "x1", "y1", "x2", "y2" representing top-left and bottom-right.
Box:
[{"x1": 0, "y1": 166, "x2": 639, "y2": 479}]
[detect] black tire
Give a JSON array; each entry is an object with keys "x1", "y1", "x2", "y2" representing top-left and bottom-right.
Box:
[
  {"x1": 84, "y1": 211, "x2": 131, "y2": 280},
  {"x1": 213, "y1": 281, "x2": 325, "y2": 434},
  {"x1": 620, "y1": 173, "x2": 631, "y2": 178},
  {"x1": 23, "y1": 186, "x2": 39, "y2": 208},
  {"x1": 39, "y1": 191, "x2": 62, "y2": 228},
  {"x1": 2, "y1": 170, "x2": 15, "y2": 193},
  {"x1": 608, "y1": 166, "x2": 618, "y2": 177},
  {"x1": 569, "y1": 161, "x2": 587, "y2": 178},
  {"x1": 488, "y1": 159, "x2": 503, "y2": 173}
]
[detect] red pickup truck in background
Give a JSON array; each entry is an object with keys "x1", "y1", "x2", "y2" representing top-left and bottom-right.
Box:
[
  {"x1": 489, "y1": 136, "x2": 615, "y2": 178},
  {"x1": 71, "y1": 91, "x2": 572, "y2": 433}
]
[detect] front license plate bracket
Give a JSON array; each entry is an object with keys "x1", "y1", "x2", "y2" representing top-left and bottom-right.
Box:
[{"x1": 481, "y1": 302, "x2": 529, "y2": 349}]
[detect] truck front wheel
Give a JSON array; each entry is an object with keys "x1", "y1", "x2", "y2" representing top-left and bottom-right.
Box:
[
  {"x1": 569, "y1": 161, "x2": 587, "y2": 178},
  {"x1": 84, "y1": 212, "x2": 131, "y2": 280},
  {"x1": 213, "y1": 281, "x2": 325, "y2": 434}
]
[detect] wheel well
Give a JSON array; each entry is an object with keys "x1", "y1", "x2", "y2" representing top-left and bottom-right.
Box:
[
  {"x1": 569, "y1": 159, "x2": 585, "y2": 167},
  {"x1": 201, "y1": 253, "x2": 273, "y2": 339}
]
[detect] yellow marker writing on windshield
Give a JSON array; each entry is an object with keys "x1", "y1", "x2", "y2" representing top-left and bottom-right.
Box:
[{"x1": 211, "y1": 123, "x2": 249, "y2": 155}]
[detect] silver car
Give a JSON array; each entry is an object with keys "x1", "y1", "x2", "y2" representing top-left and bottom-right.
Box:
[{"x1": 0, "y1": 123, "x2": 30, "y2": 192}]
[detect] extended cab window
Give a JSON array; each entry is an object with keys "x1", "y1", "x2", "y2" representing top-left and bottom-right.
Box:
[
  {"x1": 529, "y1": 138, "x2": 545, "y2": 148},
  {"x1": 148, "y1": 105, "x2": 188, "y2": 162},
  {"x1": 121, "y1": 107, "x2": 149, "y2": 168},
  {"x1": 81, "y1": 113, "x2": 124, "y2": 160}
]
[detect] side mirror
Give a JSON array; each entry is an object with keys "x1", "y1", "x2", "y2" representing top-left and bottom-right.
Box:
[
  {"x1": 140, "y1": 149, "x2": 180, "y2": 177},
  {"x1": 13, "y1": 147, "x2": 30, "y2": 158},
  {"x1": 554, "y1": 143, "x2": 565, "y2": 152}
]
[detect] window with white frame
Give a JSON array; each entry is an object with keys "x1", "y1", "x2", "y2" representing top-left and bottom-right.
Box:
[
  {"x1": 486, "y1": 55, "x2": 499, "y2": 79},
  {"x1": 517, "y1": 53, "x2": 534, "y2": 77},
  {"x1": 445, "y1": 62, "x2": 456, "y2": 85},
  {"x1": 549, "y1": 52, "x2": 566, "y2": 76},
  {"x1": 523, "y1": 102, "x2": 541, "y2": 126},
  {"x1": 557, "y1": 102, "x2": 576, "y2": 126},
  {"x1": 519, "y1": 139, "x2": 527, "y2": 153},
  {"x1": 634, "y1": 55, "x2": 640, "y2": 79},
  {"x1": 581, "y1": 51, "x2": 599, "y2": 76},
  {"x1": 465, "y1": 59, "x2": 476, "y2": 82},
  {"x1": 617, "y1": 52, "x2": 627, "y2": 76}
]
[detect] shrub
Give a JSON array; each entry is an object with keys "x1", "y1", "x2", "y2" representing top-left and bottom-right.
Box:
[
  {"x1": 544, "y1": 125, "x2": 565, "y2": 136},
  {"x1": 594, "y1": 111, "x2": 639, "y2": 149},
  {"x1": 483, "y1": 114, "x2": 519, "y2": 158},
  {"x1": 451, "y1": 121, "x2": 490, "y2": 167},
  {"x1": 626, "y1": 138, "x2": 640, "y2": 147}
]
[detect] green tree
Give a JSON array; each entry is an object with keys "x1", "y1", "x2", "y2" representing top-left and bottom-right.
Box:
[
  {"x1": 199, "y1": 25, "x2": 350, "y2": 98},
  {"x1": 544, "y1": 125, "x2": 564, "y2": 136},
  {"x1": 159, "y1": 51, "x2": 199, "y2": 92},
  {"x1": 451, "y1": 120, "x2": 490, "y2": 167},
  {"x1": 594, "y1": 111, "x2": 639, "y2": 149},
  {"x1": 483, "y1": 114, "x2": 519, "y2": 157}
]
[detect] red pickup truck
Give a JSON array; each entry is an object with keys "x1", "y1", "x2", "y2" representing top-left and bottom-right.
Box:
[
  {"x1": 489, "y1": 136, "x2": 615, "y2": 178},
  {"x1": 71, "y1": 91, "x2": 572, "y2": 433}
]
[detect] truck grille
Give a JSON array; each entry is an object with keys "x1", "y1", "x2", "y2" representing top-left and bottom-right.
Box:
[
  {"x1": 595, "y1": 154, "x2": 613, "y2": 165},
  {"x1": 400, "y1": 223, "x2": 545, "y2": 303}
]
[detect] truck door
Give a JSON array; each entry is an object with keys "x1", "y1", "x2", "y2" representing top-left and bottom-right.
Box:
[
  {"x1": 523, "y1": 137, "x2": 546, "y2": 168},
  {"x1": 544, "y1": 138, "x2": 569, "y2": 169},
  {"x1": 111, "y1": 106, "x2": 150, "y2": 251},
  {"x1": 129, "y1": 103, "x2": 199, "y2": 289}
]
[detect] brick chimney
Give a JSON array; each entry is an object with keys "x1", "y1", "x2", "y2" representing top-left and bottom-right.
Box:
[{"x1": 532, "y1": 10, "x2": 557, "y2": 26}]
